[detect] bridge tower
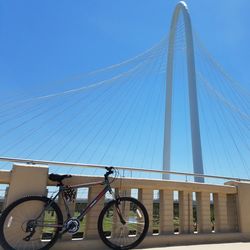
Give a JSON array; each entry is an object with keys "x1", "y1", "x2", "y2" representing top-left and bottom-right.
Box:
[{"x1": 163, "y1": 1, "x2": 204, "y2": 182}]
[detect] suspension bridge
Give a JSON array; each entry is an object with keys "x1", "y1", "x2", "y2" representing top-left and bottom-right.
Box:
[
  {"x1": 1, "y1": 2, "x2": 250, "y2": 249},
  {"x1": 0, "y1": 1, "x2": 249, "y2": 184}
]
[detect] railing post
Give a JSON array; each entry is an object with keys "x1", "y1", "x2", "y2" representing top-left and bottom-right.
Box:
[
  {"x1": 179, "y1": 191, "x2": 193, "y2": 233},
  {"x1": 85, "y1": 186, "x2": 104, "y2": 239},
  {"x1": 196, "y1": 192, "x2": 211, "y2": 233},
  {"x1": 119, "y1": 188, "x2": 131, "y2": 197},
  {"x1": 159, "y1": 190, "x2": 173, "y2": 234},
  {"x1": 227, "y1": 194, "x2": 238, "y2": 232},
  {"x1": 213, "y1": 193, "x2": 229, "y2": 232},
  {"x1": 138, "y1": 188, "x2": 153, "y2": 234},
  {"x1": 231, "y1": 182, "x2": 250, "y2": 235},
  {"x1": 2, "y1": 164, "x2": 48, "y2": 248},
  {"x1": 5, "y1": 164, "x2": 48, "y2": 207},
  {"x1": 2, "y1": 186, "x2": 9, "y2": 210}
]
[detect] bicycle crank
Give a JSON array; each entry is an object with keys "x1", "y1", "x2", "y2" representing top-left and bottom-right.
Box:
[{"x1": 64, "y1": 218, "x2": 80, "y2": 234}]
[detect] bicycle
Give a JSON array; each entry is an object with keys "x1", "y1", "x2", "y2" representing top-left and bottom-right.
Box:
[{"x1": 0, "y1": 167, "x2": 149, "y2": 250}]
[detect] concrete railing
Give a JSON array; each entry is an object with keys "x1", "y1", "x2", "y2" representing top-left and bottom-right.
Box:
[{"x1": 1, "y1": 163, "x2": 250, "y2": 249}]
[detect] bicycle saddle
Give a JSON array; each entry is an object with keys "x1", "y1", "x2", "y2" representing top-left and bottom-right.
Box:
[{"x1": 49, "y1": 173, "x2": 72, "y2": 183}]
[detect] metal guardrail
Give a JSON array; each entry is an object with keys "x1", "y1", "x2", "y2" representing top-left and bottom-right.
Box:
[{"x1": 0, "y1": 156, "x2": 250, "y2": 182}]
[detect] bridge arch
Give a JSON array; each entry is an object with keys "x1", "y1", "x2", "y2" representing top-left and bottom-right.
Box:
[{"x1": 163, "y1": 1, "x2": 204, "y2": 182}]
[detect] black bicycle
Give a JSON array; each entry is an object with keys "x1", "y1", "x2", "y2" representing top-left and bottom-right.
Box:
[{"x1": 0, "y1": 167, "x2": 149, "y2": 250}]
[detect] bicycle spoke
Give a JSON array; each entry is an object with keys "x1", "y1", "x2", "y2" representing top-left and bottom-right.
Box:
[
  {"x1": 98, "y1": 197, "x2": 148, "y2": 249},
  {"x1": 0, "y1": 197, "x2": 62, "y2": 250}
]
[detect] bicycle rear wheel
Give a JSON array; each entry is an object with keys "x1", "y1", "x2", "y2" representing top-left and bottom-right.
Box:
[
  {"x1": 0, "y1": 196, "x2": 63, "y2": 250},
  {"x1": 98, "y1": 197, "x2": 149, "y2": 250}
]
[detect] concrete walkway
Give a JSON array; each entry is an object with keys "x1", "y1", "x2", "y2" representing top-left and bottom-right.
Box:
[{"x1": 142, "y1": 242, "x2": 250, "y2": 250}]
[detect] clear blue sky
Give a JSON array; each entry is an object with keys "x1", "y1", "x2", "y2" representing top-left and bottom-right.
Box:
[
  {"x1": 0, "y1": 0, "x2": 249, "y2": 180},
  {"x1": 1, "y1": 0, "x2": 250, "y2": 89}
]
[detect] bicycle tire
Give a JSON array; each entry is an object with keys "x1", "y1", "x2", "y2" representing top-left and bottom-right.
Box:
[
  {"x1": 0, "y1": 196, "x2": 63, "y2": 250},
  {"x1": 98, "y1": 197, "x2": 149, "y2": 250}
]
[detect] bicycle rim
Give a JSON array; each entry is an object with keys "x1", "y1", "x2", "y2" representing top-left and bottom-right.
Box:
[
  {"x1": 0, "y1": 197, "x2": 62, "y2": 250},
  {"x1": 98, "y1": 197, "x2": 149, "y2": 250}
]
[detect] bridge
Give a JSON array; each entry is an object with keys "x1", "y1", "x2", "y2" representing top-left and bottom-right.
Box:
[{"x1": 0, "y1": 1, "x2": 250, "y2": 249}]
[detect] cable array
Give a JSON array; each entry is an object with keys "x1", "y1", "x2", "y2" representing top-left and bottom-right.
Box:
[{"x1": 0, "y1": 17, "x2": 249, "y2": 181}]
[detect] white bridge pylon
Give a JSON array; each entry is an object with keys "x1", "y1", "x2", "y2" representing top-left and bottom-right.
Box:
[{"x1": 163, "y1": 1, "x2": 204, "y2": 182}]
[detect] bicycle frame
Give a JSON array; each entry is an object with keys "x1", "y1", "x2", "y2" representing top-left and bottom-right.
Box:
[
  {"x1": 71, "y1": 180, "x2": 112, "y2": 221},
  {"x1": 46, "y1": 177, "x2": 115, "y2": 229}
]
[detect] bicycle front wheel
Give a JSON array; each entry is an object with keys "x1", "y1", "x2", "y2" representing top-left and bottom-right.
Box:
[
  {"x1": 0, "y1": 196, "x2": 63, "y2": 250},
  {"x1": 98, "y1": 197, "x2": 149, "y2": 250}
]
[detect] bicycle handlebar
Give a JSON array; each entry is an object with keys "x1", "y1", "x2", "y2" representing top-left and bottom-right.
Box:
[{"x1": 104, "y1": 167, "x2": 114, "y2": 180}]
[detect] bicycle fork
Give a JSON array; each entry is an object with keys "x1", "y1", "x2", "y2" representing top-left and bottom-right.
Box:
[{"x1": 115, "y1": 199, "x2": 126, "y2": 225}]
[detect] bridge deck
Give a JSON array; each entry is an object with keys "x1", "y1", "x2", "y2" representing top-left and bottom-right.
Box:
[{"x1": 142, "y1": 242, "x2": 250, "y2": 250}]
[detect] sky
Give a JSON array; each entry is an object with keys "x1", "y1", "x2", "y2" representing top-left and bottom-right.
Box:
[
  {"x1": 1, "y1": 0, "x2": 250, "y2": 90},
  {"x1": 0, "y1": 0, "x2": 249, "y2": 180}
]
